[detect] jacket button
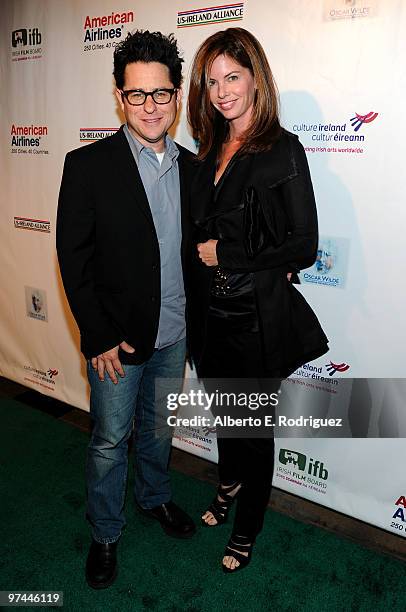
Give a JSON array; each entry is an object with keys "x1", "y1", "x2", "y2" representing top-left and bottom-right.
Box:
[
  {"x1": 152, "y1": 264, "x2": 158, "y2": 271},
  {"x1": 151, "y1": 296, "x2": 157, "y2": 302}
]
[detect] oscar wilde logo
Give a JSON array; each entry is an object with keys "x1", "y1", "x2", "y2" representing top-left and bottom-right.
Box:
[
  {"x1": 302, "y1": 236, "x2": 349, "y2": 289},
  {"x1": 350, "y1": 111, "x2": 378, "y2": 132},
  {"x1": 25, "y1": 287, "x2": 48, "y2": 322},
  {"x1": 315, "y1": 242, "x2": 335, "y2": 274},
  {"x1": 11, "y1": 27, "x2": 43, "y2": 61},
  {"x1": 325, "y1": 361, "x2": 350, "y2": 376},
  {"x1": 177, "y1": 3, "x2": 244, "y2": 28},
  {"x1": 325, "y1": 0, "x2": 378, "y2": 21}
]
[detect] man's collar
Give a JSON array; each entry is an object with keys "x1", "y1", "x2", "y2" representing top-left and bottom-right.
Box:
[{"x1": 123, "y1": 124, "x2": 178, "y2": 162}]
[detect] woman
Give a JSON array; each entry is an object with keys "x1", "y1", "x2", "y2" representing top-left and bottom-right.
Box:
[{"x1": 187, "y1": 28, "x2": 328, "y2": 573}]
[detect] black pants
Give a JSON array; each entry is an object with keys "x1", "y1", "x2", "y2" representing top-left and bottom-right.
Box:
[{"x1": 199, "y1": 314, "x2": 278, "y2": 539}]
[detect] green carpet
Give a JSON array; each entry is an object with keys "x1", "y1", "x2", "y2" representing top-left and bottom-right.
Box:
[{"x1": 0, "y1": 398, "x2": 405, "y2": 612}]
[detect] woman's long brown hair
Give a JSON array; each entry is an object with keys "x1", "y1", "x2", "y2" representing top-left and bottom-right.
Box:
[{"x1": 187, "y1": 27, "x2": 281, "y2": 160}]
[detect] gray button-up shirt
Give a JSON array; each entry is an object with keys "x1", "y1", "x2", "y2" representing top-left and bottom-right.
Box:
[{"x1": 124, "y1": 125, "x2": 186, "y2": 349}]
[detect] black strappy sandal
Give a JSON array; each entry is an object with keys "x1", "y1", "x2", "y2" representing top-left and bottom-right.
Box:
[
  {"x1": 201, "y1": 481, "x2": 241, "y2": 526},
  {"x1": 222, "y1": 534, "x2": 254, "y2": 573}
]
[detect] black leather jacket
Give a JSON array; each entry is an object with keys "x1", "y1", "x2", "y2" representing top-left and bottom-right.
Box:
[{"x1": 188, "y1": 129, "x2": 329, "y2": 377}]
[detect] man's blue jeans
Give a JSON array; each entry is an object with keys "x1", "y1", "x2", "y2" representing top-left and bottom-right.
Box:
[{"x1": 86, "y1": 338, "x2": 186, "y2": 544}]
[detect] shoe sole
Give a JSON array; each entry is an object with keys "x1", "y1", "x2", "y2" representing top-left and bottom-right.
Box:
[{"x1": 86, "y1": 566, "x2": 118, "y2": 590}]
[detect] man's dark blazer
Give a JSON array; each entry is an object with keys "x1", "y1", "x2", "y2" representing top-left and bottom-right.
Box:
[{"x1": 56, "y1": 125, "x2": 196, "y2": 364}]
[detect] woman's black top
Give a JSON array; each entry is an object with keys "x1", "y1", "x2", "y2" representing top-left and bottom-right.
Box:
[{"x1": 207, "y1": 177, "x2": 259, "y2": 332}]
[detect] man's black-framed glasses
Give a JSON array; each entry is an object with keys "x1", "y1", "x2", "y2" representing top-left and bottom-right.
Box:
[{"x1": 120, "y1": 88, "x2": 177, "y2": 106}]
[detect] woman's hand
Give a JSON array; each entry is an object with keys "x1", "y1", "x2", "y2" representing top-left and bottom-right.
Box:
[{"x1": 197, "y1": 239, "x2": 218, "y2": 266}]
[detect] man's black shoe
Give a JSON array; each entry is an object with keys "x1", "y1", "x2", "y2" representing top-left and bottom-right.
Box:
[
  {"x1": 85, "y1": 539, "x2": 118, "y2": 589},
  {"x1": 138, "y1": 500, "x2": 196, "y2": 539}
]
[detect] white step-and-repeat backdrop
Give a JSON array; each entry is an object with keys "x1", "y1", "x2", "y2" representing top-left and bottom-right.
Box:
[{"x1": 1, "y1": 0, "x2": 405, "y2": 538}]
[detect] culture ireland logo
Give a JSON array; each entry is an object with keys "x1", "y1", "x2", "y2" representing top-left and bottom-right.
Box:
[
  {"x1": 23, "y1": 365, "x2": 59, "y2": 391},
  {"x1": 350, "y1": 111, "x2": 378, "y2": 132},
  {"x1": 293, "y1": 358, "x2": 350, "y2": 392},
  {"x1": 292, "y1": 109, "x2": 378, "y2": 154},
  {"x1": 325, "y1": 361, "x2": 350, "y2": 376}
]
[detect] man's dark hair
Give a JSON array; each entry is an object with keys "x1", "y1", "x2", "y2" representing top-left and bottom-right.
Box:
[{"x1": 113, "y1": 30, "x2": 183, "y2": 90}]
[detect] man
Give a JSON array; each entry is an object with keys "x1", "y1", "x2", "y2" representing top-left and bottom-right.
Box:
[{"x1": 56, "y1": 30, "x2": 196, "y2": 590}]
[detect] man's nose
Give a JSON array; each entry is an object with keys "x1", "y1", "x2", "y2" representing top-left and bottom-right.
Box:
[{"x1": 143, "y1": 95, "x2": 157, "y2": 113}]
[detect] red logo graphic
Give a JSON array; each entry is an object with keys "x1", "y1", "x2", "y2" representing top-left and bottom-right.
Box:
[
  {"x1": 47, "y1": 369, "x2": 59, "y2": 379},
  {"x1": 325, "y1": 361, "x2": 350, "y2": 376},
  {"x1": 350, "y1": 112, "x2": 378, "y2": 132}
]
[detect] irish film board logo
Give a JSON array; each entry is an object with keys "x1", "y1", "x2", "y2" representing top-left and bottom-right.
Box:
[
  {"x1": 301, "y1": 236, "x2": 349, "y2": 289},
  {"x1": 79, "y1": 128, "x2": 118, "y2": 143},
  {"x1": 276, "y1": 448, "x2": 329, "y2": 494},
  {"x1": 14, "y1": 217, "x2": 50, "y2": 233},
  {"x1": 177, "y1": 3, "x2": 244, "y2": 28},
  {"x1": 11, "y1": 27, "x2": 43, "y2": 61},
  {"x1": 25, "y1": 287, "x2": 48, "y2": 322}
]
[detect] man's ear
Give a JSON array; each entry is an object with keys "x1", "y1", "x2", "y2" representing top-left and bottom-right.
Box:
[{"x1": 115, "y1": 88, "x2": 125, "y2": 113}]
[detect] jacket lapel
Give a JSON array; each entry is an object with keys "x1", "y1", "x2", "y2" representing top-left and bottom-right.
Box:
[
  {"x1": 190, "y1": 131, "x2": 301, "y2": 226},
  {"x1": 190, "y1": 147, "x2": 217, "y2": 225},
  {"x1": 108, "y1": 126, "x2": 155, "y2": 230},
  {"x1": 177, "y1": 144, "x2": 198, "y2": 262}
]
